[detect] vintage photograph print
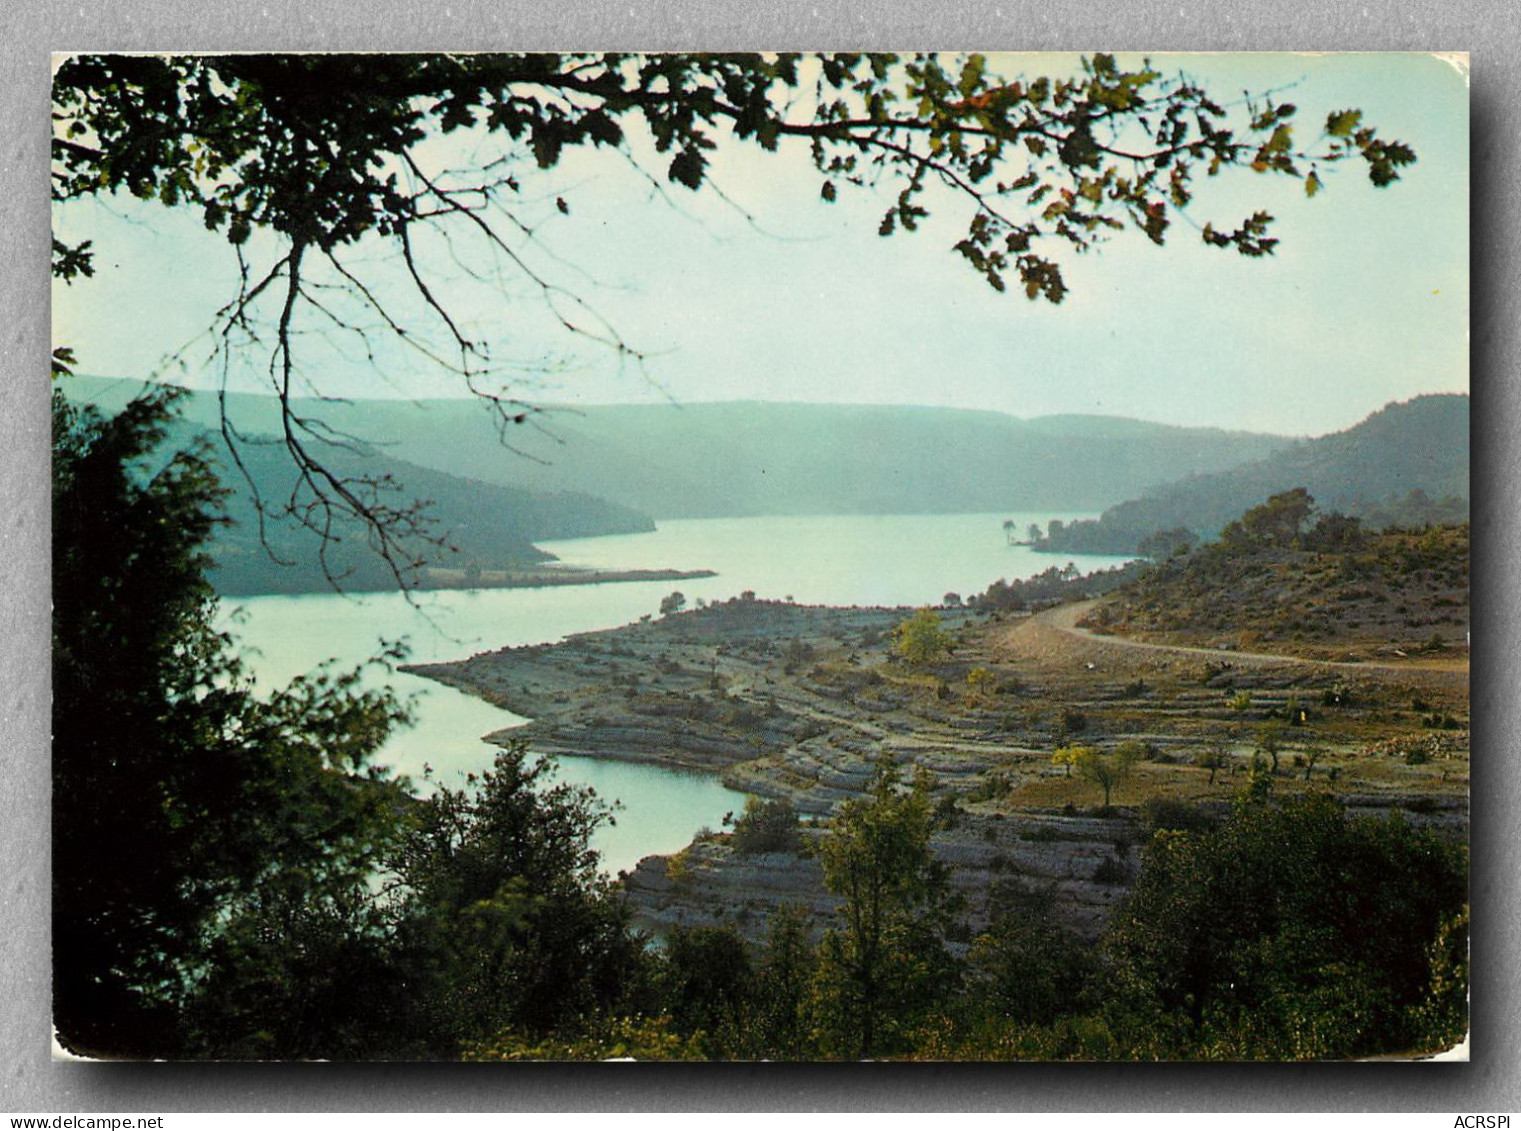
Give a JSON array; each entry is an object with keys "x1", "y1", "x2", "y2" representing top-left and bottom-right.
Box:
[{"x1": 51, "y1": 52, "x2": 1468, "y2": 1061}]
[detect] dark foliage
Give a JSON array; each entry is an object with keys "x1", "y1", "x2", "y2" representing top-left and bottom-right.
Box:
[
  {"x1": 53, "y1": 390, "x2": 657, "y2": 1060},
  {"x1": 966, "y1": 883, "x2": 1100, "y2": 1028},
  {"x1": 1105, "y1": 792, "x2": 1468, "y2": 1058},
  {"x1": 52, "y1": 388, "x2": 408, "y2": 1057},
  {"x1": 660, "y1": 924, "x2": 756, "y2": 1053},
  {"x1": 384, "y1": 744, "x2": 649, "y2": 1053},
  {"x1": 976, "y1": 561, "x2": 1141, "y2": 613}
]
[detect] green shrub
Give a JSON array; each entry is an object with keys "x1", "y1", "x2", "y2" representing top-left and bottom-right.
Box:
[
  {"x1": 893, "y1": 608, "x2": 952, "y2": 665},
  {"x1": 968, "y1": 769, "x2": 1013, "y2": 803},
  {"x1": 727, "y1": 797, "x2": 802, "y2": 855},
  {"x1": 1106, "y1": 794, "x2": 1469, "y2": 1059}
]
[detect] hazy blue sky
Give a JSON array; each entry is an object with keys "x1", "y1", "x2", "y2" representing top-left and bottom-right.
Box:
[{"x1": 52, "y1": 52, "x2": 1468, "y2": 437}]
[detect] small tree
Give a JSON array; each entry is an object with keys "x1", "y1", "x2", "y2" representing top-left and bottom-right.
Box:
[
  {"x1": 661, "y1": 924, "x2": 755, "y2": 1054},
  {"x1": 1074, "y1": 745, "x2": 1138, "y2": 811},
  {"x1": 1257, "y1": 719, "x2": 1286, "y2": 776},
  {"x1": 967, "y1": 882, "x2": 1097, "y2": 1028},
  {"x1": 813, "y1": 765, "x2": 960, "y2": 1058},
  {"x1": 659, "y1": 590, "x2": 687, "y2": 617},
  {"x1": 1238, "y1": 487, "x2": 1317, "y2": 548},
  {"x1": 1301, "y1": 743, "x2": 1325, "y2": 781},
  {"x1": 892, "y1": 608, "x2": 952, "y2": 666},
  {"x1": 1282, "y1": 693, "x2": 1306, "y2": 726},
  {"x1": 1051, "y1": 744, "x2": 1089, "y2": 779},
  {"x1": 1306, "y1": 511, "x2": 1367, "y2": 552},
  {"x1": 1057, "y1": 706, "x2": 1089, "y2": 737},
  {"x1": 1137, "y1": 526, "x2": 1199, "y2": 561},
  {"x1": 389, "y1": 742, "x2": 645, "y2": 1049},
  {"x1": 1198, "y1": 740, "x2": 1230, "y2": 786},
  {"x1": 966, "y1": 666, "x2": 995, "y2": 704}
]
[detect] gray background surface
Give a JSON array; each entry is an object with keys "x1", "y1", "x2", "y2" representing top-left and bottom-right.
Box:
[{"x1": 3, "y1": 1, "x2": 1514, "y2": 1111}]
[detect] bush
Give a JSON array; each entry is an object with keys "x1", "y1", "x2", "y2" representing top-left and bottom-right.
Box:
[
  {"x1": 968, "y1": 769, "x2": 1013, "y2": 803},
  {"x1": 1114, "y1": 739, "x2": 1154, "y2": 763},
  {"x1": 781, "y1": 639, "x2": 815, "y2": 669},
  {"x1": 893, "y1": 608, "x2": 952, "y2": 665},
  {"x1": 1058, "y1": 707, "x2": 1088, "y2": 735},
  {"x1": 1422, "y1": 712, "x2": 1460, "y2": 731},
  {"x1": 728, "y1": 797, "x2": 802, "y2": 855},
  {"x1": 1282, "y1": 694, "x2": 1309, "y2": 726}
]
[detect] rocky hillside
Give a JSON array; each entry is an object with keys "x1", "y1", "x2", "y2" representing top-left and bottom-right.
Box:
[
  {"x1": 406, "y1": 586, "x2": 1467, "y2": 946},
  {"x1": 1080, "y1": 513, "x2": 1469, "y2": 661}
]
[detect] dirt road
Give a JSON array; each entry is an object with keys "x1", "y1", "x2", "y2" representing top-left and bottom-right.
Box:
[{"x1": 998, "y1": 600, "x2": 1468, "y2": 692}]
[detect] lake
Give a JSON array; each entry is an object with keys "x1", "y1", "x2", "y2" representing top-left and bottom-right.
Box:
[{"x1": 224, "y1": 512, "x2": 1129, "y2": 874}]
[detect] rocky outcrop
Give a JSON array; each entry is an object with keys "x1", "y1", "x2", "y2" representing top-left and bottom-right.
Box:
[{"x1": 623, "y1": 809, "x2": 1147, "y2": 945}]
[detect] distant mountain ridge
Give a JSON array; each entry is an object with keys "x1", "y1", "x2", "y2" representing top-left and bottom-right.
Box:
[
  {"x1": 1033, "y1": 395, "x2": 1470, "y2": 556},
  {"x1": 62, "y1": 377, "x2": 1293, "y2": 520},
  {"x1": 386, "y1": 400, "x2": 1294, "y2": 517}
]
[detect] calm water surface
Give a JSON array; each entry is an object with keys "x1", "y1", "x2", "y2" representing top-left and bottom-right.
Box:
[{"x1": 226, "y1": 512, "x2": 1129, "y2": 873}]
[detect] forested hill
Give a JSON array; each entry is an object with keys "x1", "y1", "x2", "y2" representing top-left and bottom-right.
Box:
[
  {"x1": 1034, "y1": 395, "x2": 1470, "y2": 556},
  {"x1": 200, "y1": 432, "x2": 658, "y2": 595},
  {"x1": 74, "y1": 401, "x2": 654, "y2": 594},
  {"x1": 62, "y1": 378, "x2": 1290, "y2": 519}
]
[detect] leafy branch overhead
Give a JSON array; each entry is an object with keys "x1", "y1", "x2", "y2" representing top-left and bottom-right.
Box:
[
  {"x1": 51, "y1": 52, "x2": 1415, "y2": 584},
  {"x1": 53, "y1": 53, "x2": 1416, "y2": 301}
]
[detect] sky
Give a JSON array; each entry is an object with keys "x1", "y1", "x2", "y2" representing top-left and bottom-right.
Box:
[{"x1": 50, "y1": 52, "x2": 1469, "y2": 438}]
